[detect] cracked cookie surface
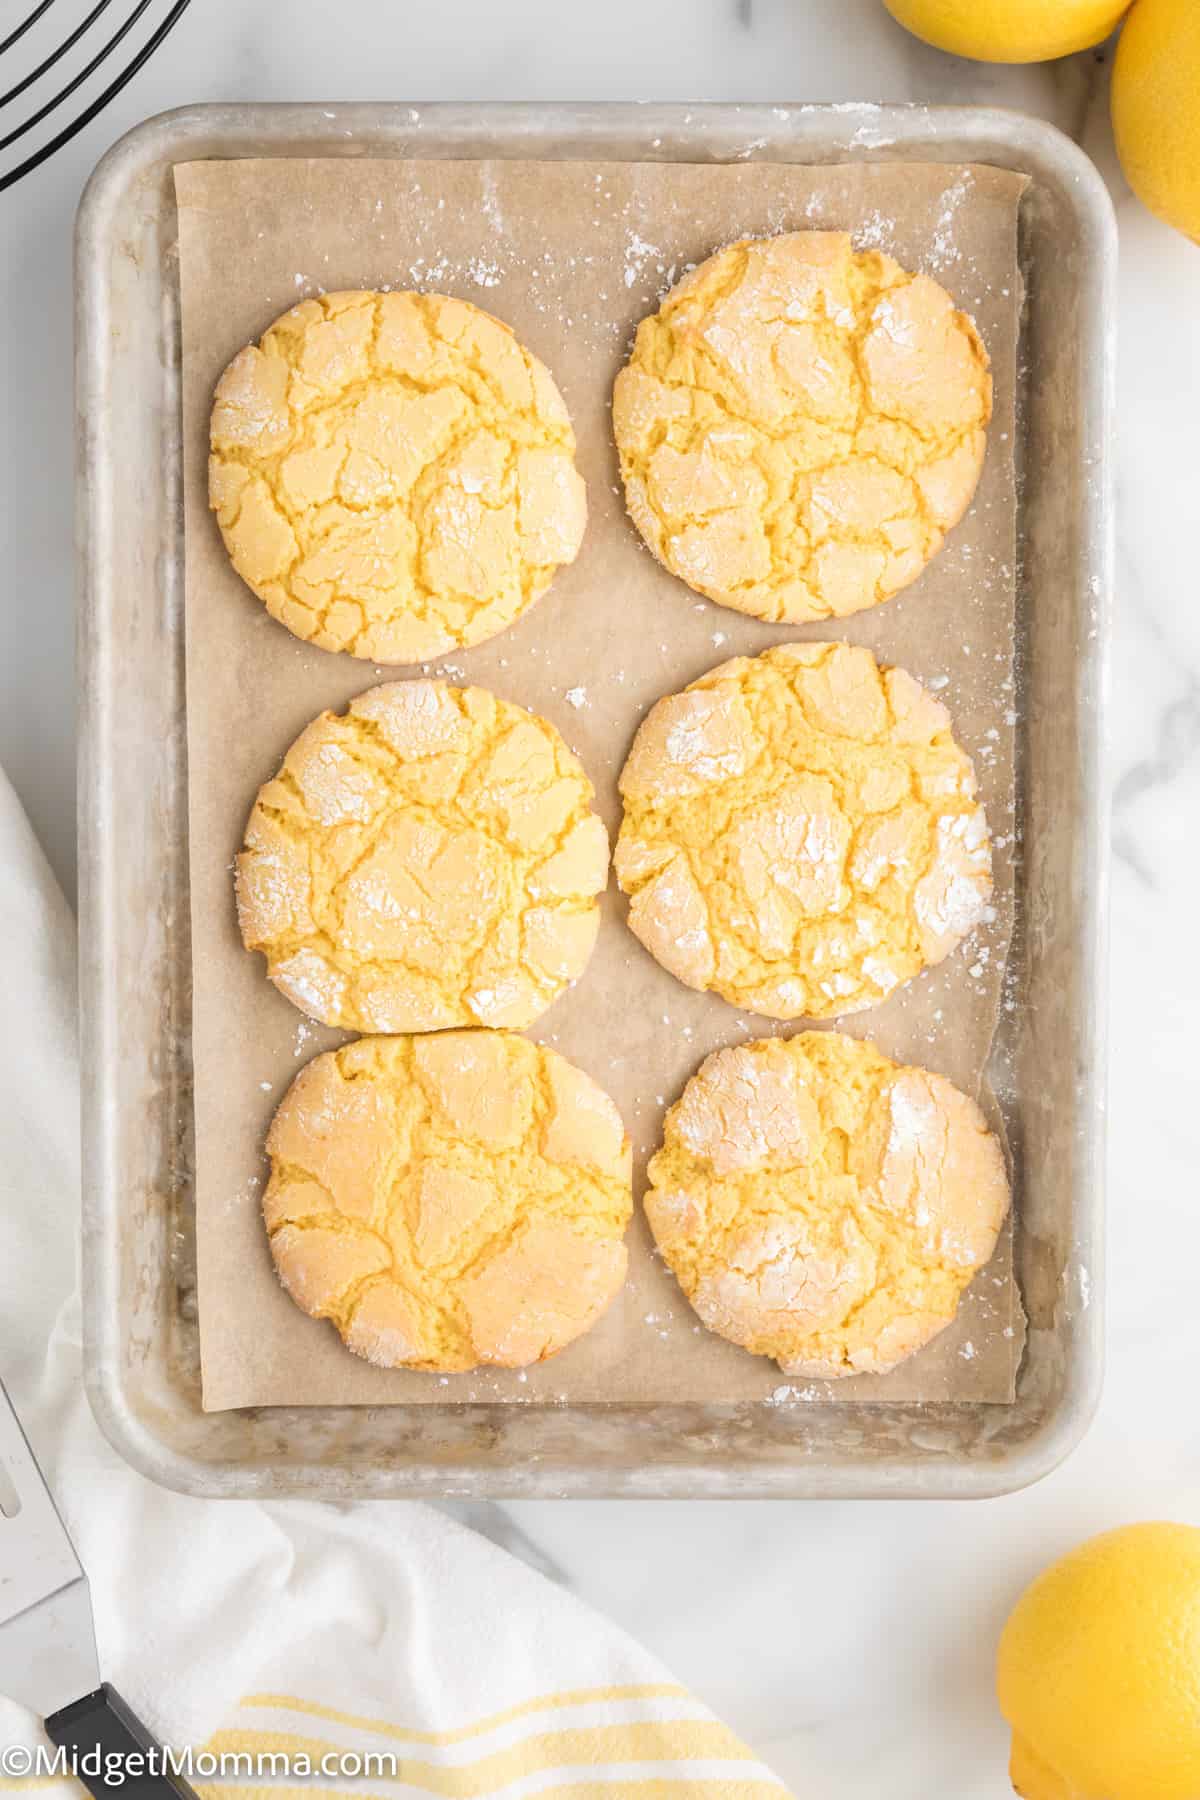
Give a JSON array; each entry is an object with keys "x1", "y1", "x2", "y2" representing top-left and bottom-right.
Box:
[
  {"x1": 615, "y1": 641, "x2": 992, "y2": 1020},
  {"x1": 210, "y1": 289, "x2": 587, "y2": 661},
  {"x1": 265, "y1": 1033, "x2": 633, "y2": 1372},
  {"x1": 647, "y1": 1030, "x2": 1009, "y2": 1378},
  {"x1": 237, "y1": 679, "x2": 609, "y2": 1033},
  {"x1": 613, "y1": 231, "x2": 990, "y2": 622}
]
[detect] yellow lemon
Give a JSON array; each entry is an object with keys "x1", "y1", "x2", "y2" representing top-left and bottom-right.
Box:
[
  {"x1": 1112, "y1": 0, "x2": 1200, "y2": 243},
  {"x1": 996, "y1": 1522, "x2": 1200, "y2": 1800},
  {"x1": 882, "y1": 0, "x2": 1130, "y2": 61}
]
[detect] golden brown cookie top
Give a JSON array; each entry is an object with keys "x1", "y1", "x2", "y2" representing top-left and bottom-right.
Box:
[
  {"x1": 613, "y1": 232, "x2": 990, "y2": 622},
  {"x1": 210, "y1": 290, "x2": 586, "y2": 662},
  {"x1": 646, "y1": 1030, "x2": 1009, "y2": 1378},
  {"x1": 237, "y1": 680, "x2": 609, "y2": 1034},
  {"x1": 614, "y1": 641, "x2": 992, "y2": 1020},
  {"x1": 264, "y1": 1033, "x2": 633, "y2": 1373}
]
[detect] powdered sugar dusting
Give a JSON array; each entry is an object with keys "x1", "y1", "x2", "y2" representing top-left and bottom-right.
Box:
[
  {"x1": 928, "y1": 171, "x2": 974, "y2": 273},
  {"x1": 624, "y1": 231, "x2": 662, "y2": 289}
]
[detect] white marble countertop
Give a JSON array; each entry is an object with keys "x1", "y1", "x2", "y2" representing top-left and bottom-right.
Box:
[{"x1": 4, "y1": 1, "x2": 1199, "y2": 1793}]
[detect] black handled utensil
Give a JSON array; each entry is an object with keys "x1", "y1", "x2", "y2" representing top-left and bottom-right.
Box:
[{"x1": 0, "y1": 1376, "x2": 198, "y2": 1800}]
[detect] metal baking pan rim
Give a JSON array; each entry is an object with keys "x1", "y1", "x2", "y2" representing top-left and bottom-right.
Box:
[{"x1": 77, "y1": 100, "x2": 1113, "y2": 1499}]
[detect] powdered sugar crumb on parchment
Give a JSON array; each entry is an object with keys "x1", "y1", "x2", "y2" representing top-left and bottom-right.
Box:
[
  {"x1": 624, "y1": 231, "x2": 662, "y2": 289},
  {"x1": 928, "y1": 171, "x2": 974, "y2": 273},
  {"x1": 853, "y1": 210, "x2": 894, "y2": 251}
]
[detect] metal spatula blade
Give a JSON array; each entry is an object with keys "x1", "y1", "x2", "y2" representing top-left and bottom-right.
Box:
[
  {"x1": 0, "y1": 1381, "x2": 101, "y2": 1715},
  {"x1": 0, "y1": 1573, "x2": 101, "y2": 1720},
  {"x1": 0, "y1": 1378, "x2": 197, "y2": 1800}
]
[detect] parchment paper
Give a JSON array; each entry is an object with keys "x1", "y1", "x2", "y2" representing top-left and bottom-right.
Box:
[{"x1": 175, "y1": 156, "x2": 1026, "y2": 1412}]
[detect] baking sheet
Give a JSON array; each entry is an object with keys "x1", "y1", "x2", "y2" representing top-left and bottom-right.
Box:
[{"x1": 174, "y1": 155, "x2": 1025, "y2": 1412}]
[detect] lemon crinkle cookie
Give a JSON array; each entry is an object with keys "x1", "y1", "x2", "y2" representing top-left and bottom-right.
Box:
[
  {"x1": 614, "y1": 231, "x2": 991, "y2": 622},
  {"x1": 646, "y1": 1030, "x2": 1010, "y2": 1378},
  {"x1": 265, "y1": 1033, "x2": 633, "y2": 1373},
  {"x1": 237, "y1": 680, "x2": 609, "y2": 1033},
  {"x1": 615, "y1": 641, "x2": 992, "y2": 1020},
  {"x1": 210, "y1": 289, "x2": 586, "y2": 661}
]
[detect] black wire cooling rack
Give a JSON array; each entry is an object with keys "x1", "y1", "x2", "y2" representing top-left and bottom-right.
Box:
[{"x1": 1, "y1": 0, "x2": 193, "y2": 193}]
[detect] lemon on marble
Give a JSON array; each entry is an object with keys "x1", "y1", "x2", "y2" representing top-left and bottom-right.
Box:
[
  {"x1": 882, "y1": 0, "x2": 1130, "y2": 61},
  {"x1": 1112, "y1": 0, "x2": 1200, "y2": 243},
  {"x1": 996, "y1": 1522, "x2": 1200, "y2": 1800}
]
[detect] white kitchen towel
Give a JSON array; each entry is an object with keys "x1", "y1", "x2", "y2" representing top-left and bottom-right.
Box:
[{"x1": 0, "y1": 764, "x2": 792, "y2": 1800}]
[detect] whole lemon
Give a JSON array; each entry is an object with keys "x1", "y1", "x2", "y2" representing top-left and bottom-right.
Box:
[
  {"x1": 882, "y1": 0, "x2": 1130, "y2": 61},
  {"x1": 1112, "y1": 0, "x2": 1200, "y2": 243},
  {"x1": 996, "y1": 1522, "x2": 1200, "y2": 1800}
]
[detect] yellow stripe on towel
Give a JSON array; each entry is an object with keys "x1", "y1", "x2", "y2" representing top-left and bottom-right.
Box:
[
  {"x1": 196, "y1": 1784, "x2": 787, "y2": 1800},
  {"x1": 446, "y1": 1786, "x2": 790, "y2": 1799},
  {"x1": 236, "y1": 1687, "x2": 691, "y2": 1748},
  {"x1": 207, "y1": 1720, "x2": 754, "y2": 1796}
]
